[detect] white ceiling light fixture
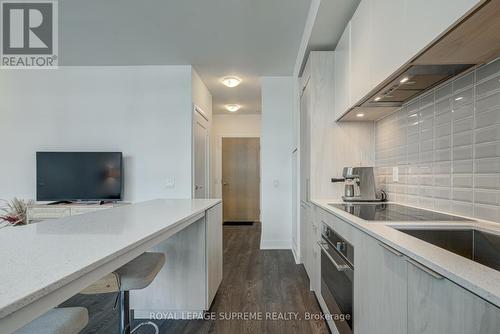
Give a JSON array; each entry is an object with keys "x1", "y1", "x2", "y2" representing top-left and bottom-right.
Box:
[
  {"x1": 225, "y1": 104, "x2": 241, "y2": 112},
  {"x1": 400, "y1": 77, "x2": 410, "y2": 84},
  {"x1": 356, "y1": 113, "x2": 365, "y2": 118},
  {"x1": 221, "y1": 76, "x2": 242, "y2": 88},
  {"x1": 374, "y1": 96, "x2": 382, "y2": 101}
]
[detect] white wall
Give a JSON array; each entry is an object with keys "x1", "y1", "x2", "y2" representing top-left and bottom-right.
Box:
[
  {"x1": 0, "y1": 66, "x2": 194, "y2": 202},
  {"x1": 211, "y1": 114, "x2": 261, "y2": 198},
  {"x1": 192, "y1": 69, "x2": 213, "y2": 120},
  {"x1": 260, "y1": 77, "x2": 294, "y2": 249}
]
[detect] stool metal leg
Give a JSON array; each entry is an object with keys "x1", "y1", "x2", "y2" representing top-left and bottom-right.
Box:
[
  {"x1": 119, "y1": 291, "x2": 131, "y2": 334},
  {"x1": 131, "y1": 321, "x2": 159, "y2": 334}
]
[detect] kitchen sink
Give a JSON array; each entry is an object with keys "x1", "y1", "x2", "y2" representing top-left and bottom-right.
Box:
[{"x1": 396, "y1": 228, "x2": 500, "y2": 271}]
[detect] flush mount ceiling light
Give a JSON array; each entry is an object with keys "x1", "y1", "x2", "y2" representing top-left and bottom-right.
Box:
[
  {"x1": 455, "y1": 96, "x2": 464, "y2": 101},
  {"x1": 374, "y1": 96, "x2": 382, "y2": 101},
  {"x1": 400, "y1": 77, "x2": 410, "y2": 83},
  {"x1": 221, "y1": 76, "x2": 242, "y2": 88},
  {"x1": 225, "y1": 104, "x2": 241, "y2": 112},
  {"x1": 356, "y1": 113, "x2": 365, "y2": 118}
]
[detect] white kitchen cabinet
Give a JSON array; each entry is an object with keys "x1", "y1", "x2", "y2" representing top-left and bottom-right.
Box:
[
  {"x1": 206, "y1": 203, "x2": 223, "y2": 307},
  {"x1": 350, "y1": 0, "x2": 373, "y2": 105},
  {"x1": 407, "y1": 258, "x2": 500, "y2": 334},
  {"x1": 353, "y1": 228, "x2": 408, "y2": 334},
  {"x1": 404, "y1": 0, "x2": 480, "y2": 60},
  {"x1": 300, "y1": 202, "x2": 313, "y2": 286},
  {"x1": 334, "y1": 22, "x2": 352, "y2": 120},
  {"x1": 337, "y1": 0, "x2": 480, "y2": 114},
  {"x1": 369, "y1": 0, "x2": 408, "y2": 87}
]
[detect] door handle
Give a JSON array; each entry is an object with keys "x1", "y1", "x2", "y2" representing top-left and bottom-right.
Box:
[
  {"x1": 222, "y1": 182, "x2": 229, "y2": 186},
  {"x1": 317, "y1": 241, "x2": 350, "y2": 272}
]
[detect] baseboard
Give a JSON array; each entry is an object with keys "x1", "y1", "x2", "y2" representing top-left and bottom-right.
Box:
[
  {"x1": 291, "y1": 243, "x2": 300, "y2": 264},
  {"x1": 260, "y1": 239, "x2": 291, "y2": 250}
]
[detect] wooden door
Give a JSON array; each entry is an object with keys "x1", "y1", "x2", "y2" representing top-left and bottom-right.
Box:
[{"x1": 221, "y1": 138, "x2": 260, "y2": 222}]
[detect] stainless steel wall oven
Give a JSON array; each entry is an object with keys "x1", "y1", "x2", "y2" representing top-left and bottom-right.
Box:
[{"x1": 318, "y1": 224, "x2": 354, "y2": 334}]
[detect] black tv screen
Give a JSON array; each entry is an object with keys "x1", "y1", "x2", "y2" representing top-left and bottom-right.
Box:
[{"x1": 36, "y1": 152, "x2": 123, "y2": 201}]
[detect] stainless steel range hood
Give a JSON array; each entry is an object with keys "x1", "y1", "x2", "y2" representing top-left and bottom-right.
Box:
[{"x1": 361, "y1": 64, "x2": 474, "y2": 108}]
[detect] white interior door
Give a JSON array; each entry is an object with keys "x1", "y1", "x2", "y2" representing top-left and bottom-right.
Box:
[{"x1": 193, "y1": 109, "x2": 209, "y2": 198}]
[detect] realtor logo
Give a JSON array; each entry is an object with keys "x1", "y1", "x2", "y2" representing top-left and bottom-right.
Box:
[{"x1": 1, "y1": 1, "x2": 58, "y2": 68}]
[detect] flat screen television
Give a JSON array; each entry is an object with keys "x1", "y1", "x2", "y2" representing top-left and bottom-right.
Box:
[{"x1": 36, "y1": 152, "x2": 123, "y2": 202}]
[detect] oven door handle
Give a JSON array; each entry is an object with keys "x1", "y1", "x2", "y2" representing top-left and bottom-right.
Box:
[{"x1": 317, "y1": 241, "x2": 350, "y2": 272}]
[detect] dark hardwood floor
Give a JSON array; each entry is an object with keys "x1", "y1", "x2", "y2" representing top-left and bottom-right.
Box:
[{"x1": 62, "y1": 223, "x2": 330, "y2": 334}]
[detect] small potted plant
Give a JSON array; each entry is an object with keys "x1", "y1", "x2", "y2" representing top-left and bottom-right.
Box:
[{"x1": 0, "y1": 198, "x2": 34, "y2": 226}]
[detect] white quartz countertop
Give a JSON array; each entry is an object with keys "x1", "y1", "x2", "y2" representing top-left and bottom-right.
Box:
[
  {"x1": 0, "y1": 199, "x2": 221, "y2": 321},
  {"x1": 312, "y1": 199, "x2": 500, "y2": 308}
]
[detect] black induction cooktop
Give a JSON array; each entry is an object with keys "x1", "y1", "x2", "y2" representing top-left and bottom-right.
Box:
[{"x1": 330, "y1": 203, "x2": 474, "y2": 222}]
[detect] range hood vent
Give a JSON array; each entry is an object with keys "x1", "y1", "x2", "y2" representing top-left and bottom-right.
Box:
[
  {"x1": 338, "y1": 0, "x2": 500, "y2": 122},
  {"x1": 361, "y1": 64, "x2": 474, "y2": 108}
]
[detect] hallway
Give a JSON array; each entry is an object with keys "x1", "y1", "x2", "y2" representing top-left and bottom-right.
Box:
[{"x1": 63, "y1": 223, "x2": 329, "y2": 333}]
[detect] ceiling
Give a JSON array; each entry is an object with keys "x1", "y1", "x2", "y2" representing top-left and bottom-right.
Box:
[
  {"x1": 58, "y1": 0, "x2": 360, "y2": 115},
  {"x1": 59, "y1": 0, "x2": 312, "y2": 114},
  {"x1": 300, "y1": 0, "x2": 361, "y2": 73}
]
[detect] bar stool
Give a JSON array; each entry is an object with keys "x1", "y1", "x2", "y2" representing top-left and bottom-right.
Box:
[
  {"x1": 81, "y1": 252, "x2": 165, "y2": 334},
  {"x1": 14, "y1": 307, "x2": 89, "y2": 334}
]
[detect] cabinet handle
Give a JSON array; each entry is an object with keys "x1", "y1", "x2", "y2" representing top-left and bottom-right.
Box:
[
  {"x1": 407, "y1": 258, "x2": 443, "y2": 280},
  {"x1": 306, "y1": 179, "x2": 311, "y2": 202},
  {"x1": 379, "y1": 243, "x2": 403, "y2": 257}
]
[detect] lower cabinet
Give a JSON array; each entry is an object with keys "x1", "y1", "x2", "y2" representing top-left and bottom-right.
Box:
[
  {"x1": 300, "y1": 202, "x2": 320, "y2": 292},
  {"x1": 407, "y1": 260, "x2": 500, "y2": 334},
  {"x1": 206, "y1": 203, "x2": 223, "y2": 308},
  {"x1": 354, "y1": 228, "x2": 408, "y2": 334},
  {"x1": 316, "y1": 206, "x2": 500, "y2": 334}
]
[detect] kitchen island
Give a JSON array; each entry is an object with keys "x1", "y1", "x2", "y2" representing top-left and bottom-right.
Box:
[{"x1": 0, "y1": 199, "x2": 222, "y2": 334}]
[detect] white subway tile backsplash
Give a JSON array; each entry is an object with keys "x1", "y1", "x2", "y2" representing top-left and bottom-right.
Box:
[
  {"x1": 436, "y1": 83, "x2": 452, "y2": 102},
  {"x1": 453, "y1": 175, "x2": 473, "y2": 188},
  {"x1": 475, "y1": 158, "x2": 500, "y2": 174},
  {"x1": 454, "y1": 72, "x2": 474, "y2": 92},
  {"x1": 453, "y1": 160, "x2": 473, "y2": 174},
  {"x1": 375, "y1": 59, "x2": 500, "y2": 223},
  {"x1": 452, "y1": 103, "x2": 474, "y2": 121},
  {"x1": 476, "y1": 91, "x2": 500, "y2": 114},
  {"x1": 475, "y1": 175, "x2": 500, "y2": 190},
  {"x1": 474, "y1": 204, "x2": 500, "y2": 222},
  {"x1": 453, "y1": 189, "x2": 473, "y2": 203},
  {"x1": 477, "y1": 58, "x2": 500, "y2": 82},
  {"x1": 475, "y1": 126, "x2": 500, "y2": 144},
  {"x1": 476, "y1": 74, "x2": 500, "y2": 98},
  {"x1": 452, "y1": 201, "x2": 474, "y2": 217},
  {"x1": 453, "y1": 131, "x2": 473, "y2": 147},
  {"x1": 453, "y1": 117, "x2": 474, "y2": 134},
  {"x1": 474, "y1": 190, "x2": 500, "y2": 206},
  {"x1": 475, "y1": 142, "x2": 500, "y2": 158},
  {"x1": 476, "y1": 108, "x2": 500, "y2": 129},
  {"x1": 452, "y1": 146, "x2": 472, "y2": 160}
]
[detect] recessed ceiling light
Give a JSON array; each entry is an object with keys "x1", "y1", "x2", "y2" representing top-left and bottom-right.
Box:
[
  {"x1": 225, "y1": 104, "x2": 241, "y2": 112},
  {"x1": 400, "y1": 77, "x2": 410, "y2": 83},
  {"x1": 374, "y1": 96, "x2": 382, "y2": 101},
  {"x1": 221, "y1": 76, "x2": 241, "y2": 88},
  {"x1": 455, "y1": 96, "x2": 464, "y2": 101},
  {"x1": 356, "y1": 113, "x2": 365, "y2": 118}
]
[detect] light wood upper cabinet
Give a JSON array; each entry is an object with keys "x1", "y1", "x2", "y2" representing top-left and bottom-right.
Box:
[
  {"x1": 369, "y1": 0, "x2": 408, "y2": 87},
  {"x1": 350, "y1": 0, "x2": 373, "y2": 105},
  {"x1": 407, "y1": 259, "x2": 500, "y2": 334},
  {"x1": 335, "y1": 0, "x2": 481, "y2": 118},
  {"x1": 334, "y1": 23, "x2": 352, "y2": 120},
  {"x1": 404, "y1": 0, "x2": 480, "y2": 60}
]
